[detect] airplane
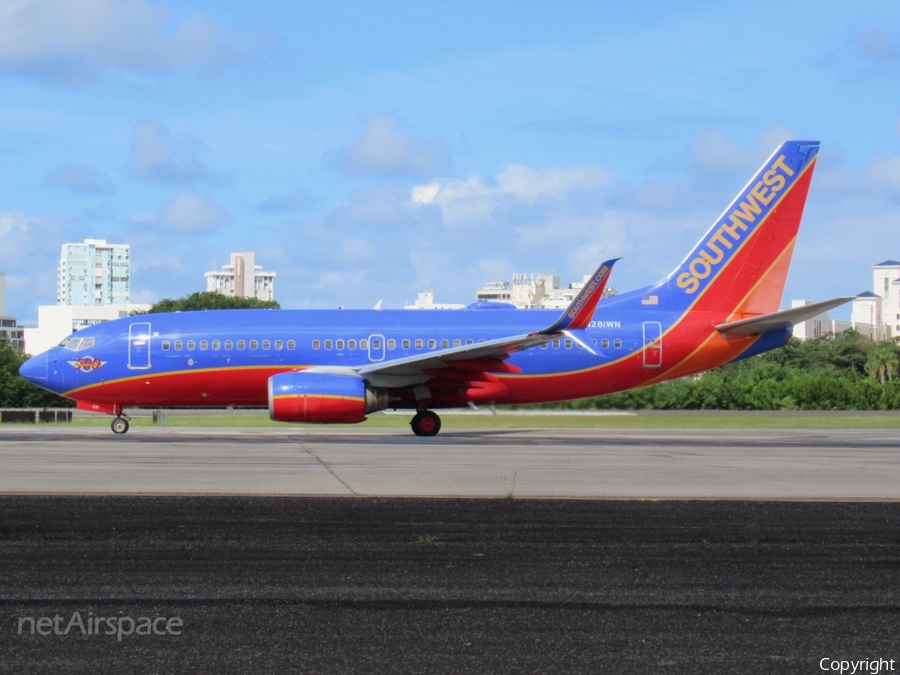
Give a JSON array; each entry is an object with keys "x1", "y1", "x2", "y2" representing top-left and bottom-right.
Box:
[{"x1": 19, "y1": 140, "x2": 854, "y2": 436}]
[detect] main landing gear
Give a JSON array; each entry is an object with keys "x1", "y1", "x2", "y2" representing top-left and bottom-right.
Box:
[
  {"x1": 410, "y1": 410, "x2": 441, "y2": 437},
  {"x1": 111, "y1": 416, "x2": 130, "y2": 435}
]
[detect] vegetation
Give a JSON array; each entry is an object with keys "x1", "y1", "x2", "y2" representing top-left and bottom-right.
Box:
[
  {"x1": 140, "y1": 291, "x2": 280, "y2": 314},
  {"x1": 0, "y1": 338, "x2": 74, "y2": 409},
  {"x1": 528, "y1": 331, "x2": 900, "y2": 411}
]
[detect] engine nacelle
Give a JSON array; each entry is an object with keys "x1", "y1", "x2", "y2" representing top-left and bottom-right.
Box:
[{"x1": 268, "y1": 371, "x2": 388, "y2": 424}]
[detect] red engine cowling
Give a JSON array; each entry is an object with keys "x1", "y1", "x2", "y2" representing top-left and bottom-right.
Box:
[{"x1": 268, "y1": 371, "x2": 387, "y2": 424}]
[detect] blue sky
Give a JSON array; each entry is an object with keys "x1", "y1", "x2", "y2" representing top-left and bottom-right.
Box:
[{"x1": 2, "y1": 0, "x2": 900, "y2": 323}]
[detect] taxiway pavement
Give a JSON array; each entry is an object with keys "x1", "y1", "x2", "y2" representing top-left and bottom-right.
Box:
[{"x1": 0, "y1": 426, "x2": 898, "y2": 499}]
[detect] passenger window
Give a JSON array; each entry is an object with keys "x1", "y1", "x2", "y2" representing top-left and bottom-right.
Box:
[
  {"x1": 275, "y1": 340, "x2": 283, "y2": 350},
  {"x1": 553, "y1": 340, "x2": 560, "y2": 349},
  {"x1": 466, "y1": 339, "x2": 473, "y2": 345},
  {"x1": 387, "y1": 339, "x2": 395, "y2": 349},
  {"x1": 348, "y1": 339, "x2": 356, "y2": 350},
  {"x1": 441, "y1": 339, "x2": 449, "y2": 348},
  {"x1": 453, "y1": 339, "x2": 461, "y2": 347},
  {"x1": 601, "y1": 339, "x2": 609, "y2": 349},
  {"x1": 212, "y1": 340, "x2": 220, "y2": 350},
  {"x1": 237, "y1": 340, "x2": 246, "y2": 350},
  {"x1": 225, "y1": 340, "x2": 233, "y2": 350},
  {"x1": 415, "y1": 339, "x2": 423, "y2": 349},
  {"x1": 250, "y1": 340, "x2": 258, "y2": 350},
  {"x1": 200, "y1": 340, "x2": 208, "y2": 350},
  {"x1": 263, "y1": 340, "x2": 270, "y2": 350},
  {"x1": 402, "y1": 339, "x2": 410, "y2": 349},
  {"x1": 372, "y1": 339, "x2": 381, "y2": 349},
  {"x1": 162, "y1": 340, "x2": 171, "y2": 351},
  {"x1": 187, "y1": 340, "x2": 195, "y2": 350},
  {"x1": 175, "y1": 340, "x2": 183, "y2": 350},
  {"x1": 478, "y1": 339, "x2": 485, "y2": 343},
  {"x1": 360, "y1": 339, "x2": 368, "y2": 349},
  {"x1": 312, "y1": 340, "x2": 321, "y2": 350},
  {"x1": 287, "y1": 340, "x2": 295, "y2": 350},
  {"x1": 565, "y1": 339, "x2": 573, "y2": 349},
  {"x1": 324, "y1": 340, "x2": 333, "y2": 349},
  {"x1": 428, "y1": 339, "x2": 436, "y2": 349},
  {"x1": 336, "y1": 339, "x2": 344, "y2": 350},
  {"x1": 541, "y1": 343, "x2": 548, "y2": 349},
  {"x1": 614, "y1": 339, "x2": 622, "y2": 348}
]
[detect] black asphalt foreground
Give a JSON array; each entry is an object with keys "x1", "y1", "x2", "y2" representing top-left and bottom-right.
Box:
[{"x1": 0, "y1": 498, "x2": 898, "y2": 674}]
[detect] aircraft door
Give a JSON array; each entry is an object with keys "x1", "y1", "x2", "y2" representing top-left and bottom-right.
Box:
[
  {"x1": 128, "y1": 322, "x2": 152, "y2": 370},
  {"x1": 368, "y1": 334, "x2": 385, "y2": 362},
  {"x1": 642, "y1": 321, "x2": 662, "y2": 368}
]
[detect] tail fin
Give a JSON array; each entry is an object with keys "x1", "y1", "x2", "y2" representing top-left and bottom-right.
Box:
[{"x1": 664, "y1": 141, "x2": 819, "y2": 319}]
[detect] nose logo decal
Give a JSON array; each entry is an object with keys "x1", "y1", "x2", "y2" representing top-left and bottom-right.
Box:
[{"x1": 68, "y1": 356, "x2": 107, "y2": 372}]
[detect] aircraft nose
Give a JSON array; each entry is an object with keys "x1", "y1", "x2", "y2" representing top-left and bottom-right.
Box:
[{"x1": 19, "y1": 351, "x2": 49, "y2": 385}]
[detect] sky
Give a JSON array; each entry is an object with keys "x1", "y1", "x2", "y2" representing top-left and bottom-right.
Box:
[{"x1": 1, "y1": 0, "x2": 900, "y2": 323}]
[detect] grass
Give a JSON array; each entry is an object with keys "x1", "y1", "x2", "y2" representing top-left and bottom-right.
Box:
[{"x1": 29, "y1": 410, "x2": 900, "y2": 429}]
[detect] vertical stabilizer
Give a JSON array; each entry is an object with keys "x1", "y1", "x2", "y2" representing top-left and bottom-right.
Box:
[{"x1": 663, "y1": 141, "x2": 819, "y2": 319}]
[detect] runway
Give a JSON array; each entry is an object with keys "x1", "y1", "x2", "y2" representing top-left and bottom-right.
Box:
[{"x1": 0, "y1": 426, "x2": 898, "y2": 499}]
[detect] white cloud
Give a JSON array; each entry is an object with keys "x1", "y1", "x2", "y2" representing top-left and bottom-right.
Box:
[
  {"x1": 328, "y1": 114, "x2": 453, "y2": 179},
  {"x1": 0, "y1": 210, "x2": 63, "y2": 321},
  {"x1": 854, "y1": 30, "x2": 900, "y2": 69},
  {"x1": 413, "y1": 164, "x2": 610, "y2": 229},
  {"x1": 688, "y1": 126, "x2": 794, "y2": 177},
  {"x1": 45, "y1": 162, "x2": 114, "y2": 194},
  {"x1": 0, "y1": 209, "x2": 31, "y2": 237},
  {"x1": 128, "y1": 118, "x2": 218, "y2": 185},
  {"x1": 0, "y1": 0, "x2": 253, "y2": 84},
  {"x1": 868, "y1": 155, "x2": 900, "y2": 194},
  {"x1": 150, "y1": 192, "x2": 229, "y2": 233},
  {"x1": 257, "y1": 188, "x2": 314, "y2": 213}
]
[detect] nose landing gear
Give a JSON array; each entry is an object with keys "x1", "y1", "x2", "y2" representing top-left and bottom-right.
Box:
[
  {"x1": 410, "y1": 410, "x2": 441, "y2": 437},
  {"x1": 111, "y1": 416, "x2": 130, "y2": 435}
]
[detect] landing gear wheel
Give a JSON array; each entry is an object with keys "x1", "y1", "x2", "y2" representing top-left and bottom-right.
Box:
[
  {"x1": 111, "y1": 417, "x2": 129, "y2": 435},
  {"x1": 411, "y1": 410, "x2": 441, "y2": 437}
]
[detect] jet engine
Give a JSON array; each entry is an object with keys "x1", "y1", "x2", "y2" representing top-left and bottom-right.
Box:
[{"x1": 268, "y1": 371, "x2": 388, "y2": 424}]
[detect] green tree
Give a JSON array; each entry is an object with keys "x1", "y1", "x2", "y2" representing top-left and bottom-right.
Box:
[
  {"x1": 142, "y1": 291, "x2": 280, "y2": 314},
  {"x1": 0, "y1": 338, "x2": 74, "y2": 409},
  {"x1": 865, "y1": 343, "x2": 899, "y2": 386}
]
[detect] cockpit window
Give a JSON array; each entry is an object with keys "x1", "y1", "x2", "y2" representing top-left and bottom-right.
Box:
[{"x1": 58, "y1": 337, "x2": 96, "y2": 350}]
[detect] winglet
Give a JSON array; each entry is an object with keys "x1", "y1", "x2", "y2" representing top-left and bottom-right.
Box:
[{"x1": 542, "y1": 258, "x2": 620, "y2": 334}]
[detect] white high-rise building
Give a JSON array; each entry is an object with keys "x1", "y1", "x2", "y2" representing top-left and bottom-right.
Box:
[
  {"x1": 58, "y1": 238, "x2": 131, "y2": 306},
  {"x1": 205, "y1": 252, "x2": 276, "y2": 302},
  {"x1": 873, "y1": 260, "x2": 900, "y2": 339}
]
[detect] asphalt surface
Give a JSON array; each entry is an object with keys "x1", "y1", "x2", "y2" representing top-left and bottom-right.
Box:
[
  {"x1": 2, "y1": 426, "x2": 900, "y2": 498},
  {"x1": 1, "y1": 497, "x2": 898, "y2": 674}
]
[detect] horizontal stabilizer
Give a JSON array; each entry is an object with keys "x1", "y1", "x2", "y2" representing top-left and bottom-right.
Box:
[{"x1": 714, "y1": 296, "x2": 857, "y2": 336}]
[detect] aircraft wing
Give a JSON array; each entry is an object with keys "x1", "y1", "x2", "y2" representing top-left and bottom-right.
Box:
[
  {"x1": 355, "y1": 258, "x2": 619, "y2": 383},
  {"x1": 714, "y1": 296, "x2": 857, "y2": 336},
  {"x1": 357, "y1": 331, "x2": 555, "y2": 378}
]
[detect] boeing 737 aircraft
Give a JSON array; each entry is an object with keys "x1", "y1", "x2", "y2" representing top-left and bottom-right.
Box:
[{"x1": 20, "y1": 140, "x2": 853, "y2": 436}]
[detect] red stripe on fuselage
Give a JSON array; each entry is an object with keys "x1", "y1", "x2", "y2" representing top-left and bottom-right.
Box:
[{"x1": 67, "y1": 366, "x2": 296, "y2": 407}]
